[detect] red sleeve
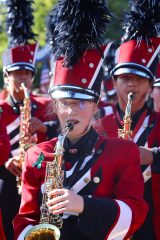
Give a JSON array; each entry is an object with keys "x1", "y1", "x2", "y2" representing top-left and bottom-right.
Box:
[
  {"x1": 13, "y1": 149, "x2": 42, "y2": 239},
  {"x1": 112, "y1": 141, "x2": 148, "y2": 235},
  {"x1": 152, "y1": 173, "x2": 160, "y2": 239},
  {"x1": 77, "y1": 140, "x2": 148, "y2": 240}
]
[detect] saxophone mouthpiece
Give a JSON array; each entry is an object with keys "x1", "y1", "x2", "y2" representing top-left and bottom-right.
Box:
[
  {"x1": 21, "y1": 83, "x2": 30, "y2": 99},
  {"x1": 65, "y1": 121, "x2": 74, "y2": 131},
  {"x1": 128, "y1": 92, "x2": 134, "y2": 100},
  {"x1": 21, "y1": 83, "x2": 25, "y2": 88}
]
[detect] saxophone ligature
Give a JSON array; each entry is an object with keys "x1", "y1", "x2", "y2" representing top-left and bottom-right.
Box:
[
  {"x1": 16, "y1": 83, "x2": 36, "y2": 194},
  {"x1": 24, "y1": 121, "x2": 74, "y2": 240},
  {"x1": 118, "y1": 92, "x2": 134, "y2": 140}
]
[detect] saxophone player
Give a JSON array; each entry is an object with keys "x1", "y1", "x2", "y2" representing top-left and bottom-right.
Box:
[
  {"x1": 14, "y1": 49, "x2": 148, "y2": 240},
  {"x1": 14, "y1": 0, "x2": 148, "y2": 239},
  {"x1": 0, "y1": 51, "x2": 59, "y2": 239},
  {"x1": 0, "y1": 54, "x2": 58, "y2": 239},
  {"x1": 97, "y1": 1, "x2": 160, "y2": 239}
]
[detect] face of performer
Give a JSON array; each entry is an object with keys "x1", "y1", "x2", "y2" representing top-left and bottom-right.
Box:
[
  {"x1": 54, "y1": 98, "x2": 97, "y2": 144},
  {"x1": 113, "y1": 73, "x2": 152, "y2": 113},
  {"x1": 4, "y1": 69, "x2": 34, "y2": 101},
  {"x1": 150, "y1": 86, "x2": 160, "y2": 112}
]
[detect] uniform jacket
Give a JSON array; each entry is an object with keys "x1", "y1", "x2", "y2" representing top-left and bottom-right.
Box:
[
  {"x1": 96, "y1": 103, "x2": 160, "y2": 240},
  {"x1": 0, "y1": 94, "x2": 58, "y2": 159},
  {"x1": 13, "y1": 133, "x2": 148, "y2": 240},
  {"x1": 0, "y1": 117, "x2": 10, "y2": 166}
]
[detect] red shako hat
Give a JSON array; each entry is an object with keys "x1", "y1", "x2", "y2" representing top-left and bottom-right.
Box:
[
  {"x1": 48, "y1": 0, "x2": 113, "y2": 101},
  {"x1": 3, "y1": 43, "x2": 38, "y2": 73},
  {"x1": 50, "y1": 44, "x2": 112, "y2": 101},
  {"x1": 3, "y1": 0, "x2": 38, "y2": 74},
  {"x1": 111, "y1": 0, "x2": 160, "y2": 81}
]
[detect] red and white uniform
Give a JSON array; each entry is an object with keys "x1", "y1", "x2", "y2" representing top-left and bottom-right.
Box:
[
  {"x1": 13, "y1": 131, "x2": 148, "y2": 240},
  {"x1": 96, "y1": 104, "x2": 160, "y2": 240},
  {"x1": 0, "y1": 94, "x2": 58, "y2": 240},
  {"x1": 0, "y1": 94, "x2": 57, "y2": 156}
]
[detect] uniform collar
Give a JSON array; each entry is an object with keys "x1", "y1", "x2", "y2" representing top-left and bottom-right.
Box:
[
  {"x1": 64, "y1": 127, "x2": 99, "y2": 157},
  {"x1": 6, "y1": 94, "x2": 24, "y2": 114},
  {"x1": 116, "y1": 103, "x2": 148, "y2": 129}
]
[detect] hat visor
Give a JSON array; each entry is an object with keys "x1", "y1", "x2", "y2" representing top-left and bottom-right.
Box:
[
  {"x1": 4, "y1": 63, "x2": 35, "y2": 73},
  {"x1": 49, "y1": 85, "x2": 99, "y2": 101},
  {"x1": 50, "y1": 89, "x2": 96, "y2": 101},
  {"x1": 111, "y1": 63, "x2": 154, "y2": 81},
  {"x1": 112, "y1": 68, "x2": 152, "y2": 80}
]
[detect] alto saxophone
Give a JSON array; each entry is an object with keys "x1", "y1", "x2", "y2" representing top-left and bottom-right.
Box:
[
  {"x1": 17, "y1": 83, "x2": 36, "y2": 194},
  {"x1": 118, "y1": 92, "x2": 134, "y2": 140},
  {"x1": 24, "y1": 121, "x2": 74, "y2": 240}
]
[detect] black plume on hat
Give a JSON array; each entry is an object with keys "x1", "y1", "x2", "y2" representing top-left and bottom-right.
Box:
[
  {"x1": 6, "y1": 0, "x2": 36, "y2": 47},
  {"x1": 122, "y1": 0, "x2": 160, "y2": 43},
  {"x1": 47, "y1": 0, "x2": 112, "y2": 69}
]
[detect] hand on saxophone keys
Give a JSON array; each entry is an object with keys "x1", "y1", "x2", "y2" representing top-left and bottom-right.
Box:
[{"x1": 47, "y1": 188, "x2": 84, "y2": 215}]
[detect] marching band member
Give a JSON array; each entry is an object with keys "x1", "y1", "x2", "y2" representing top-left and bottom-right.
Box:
[
  {"x1": 14, "y1": 1, "x2": 148, "y2": 239},
  {"x1": 97, "y1": 1, "x2": 160, "y2": 239}
]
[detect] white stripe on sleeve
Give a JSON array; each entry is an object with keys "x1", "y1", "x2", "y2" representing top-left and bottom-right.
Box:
[
  {"x1": 133, "y1": 116, "x2": 149, "y2": 143},
  {"x1": 106, "y1": 200, "x2": 132, "y2": 240},
  {"x1": 6, "y1": 116, "x2": 20, "y2": 134}
]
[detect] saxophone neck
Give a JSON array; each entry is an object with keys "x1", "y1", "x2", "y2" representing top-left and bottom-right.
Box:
[
  {"x1": 21, "y1": 83, "x2": 30, "y2": 100},
  {"x1": 125, "y1": 92, "x2": 134, "y2": 117},
  {"x1": 118, "y1": 92, "x2": 134, "y2": 140},
  {"x1": 55, "y1": 121, "x2": 74, "y2": 156}
]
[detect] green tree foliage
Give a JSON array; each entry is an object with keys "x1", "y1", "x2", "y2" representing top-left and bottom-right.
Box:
[
  {"x1": 0, "y1": 0, "x2": 129, "y2": 52},
  {"x1": 0, "y1": 0, "x2": 57, "y2": 65},
  {"x1": 108, "y1": 0, "x2": 129, "y2": 41},
  {"x1": 33, "y1": 0, "x2": 57, "y2": 45}
]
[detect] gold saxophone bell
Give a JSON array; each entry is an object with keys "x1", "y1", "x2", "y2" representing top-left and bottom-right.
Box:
[
  {"x1": 24, "y1": 224, "x2": 60, "y2": 240},
  {"x1": 24, "y1": 121, "x2": 74, "y2": 240}
]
